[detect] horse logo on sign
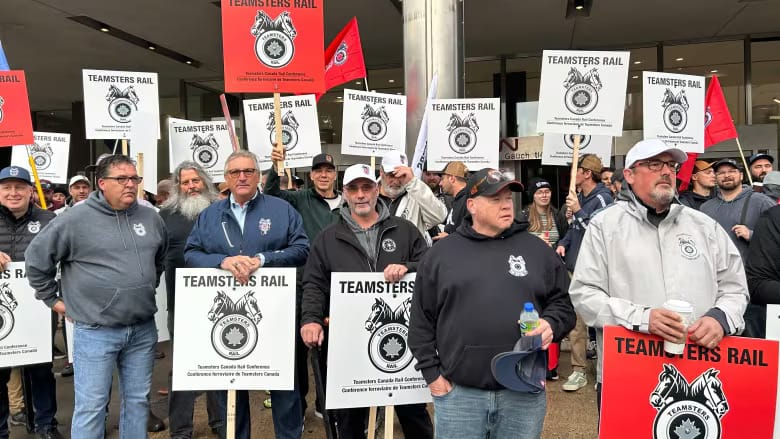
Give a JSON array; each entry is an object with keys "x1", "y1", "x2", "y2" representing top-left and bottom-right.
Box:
[
  {"x1": 190, "y1": 133, "x2": 220, "y2": 169},
  {"x1": 105, "y1": 85, "x2": 140, "y2": 123},
  {"x1": 30, "y1": 142, "x2": 54, "y2": 171},
  {"x1": 0, "y1": 283, "x2": 19, "y2": 341},
  {"x1": 661, "y1": 88, "x2": 690, "y2": 134},
  {"x1": 364, "y1": 298, "x2": 413, "y2": 373},
  {"x1": 445, "y1": 113, "x2": 479, "y2": 154},
  {"x1": 563, "y1": 66, "x2": 602, "y2": 115},
  {"x1": 650, "y1": 364, "x2": 729, "y2": 439},
  {"x1": 250, "y1": 11, "x2": 297, "y2": 69},
  {"x1": 563, "y1": 134, "x2": 591, "y2": 151},
  {"x1": 266, "y1": 110, "x2": 300, "y2": 151},
  {"x1": 208, "y1": 291, "x2": 263, "y2": 361},
  {"x1": 360, "y1": 104, "x2": 389, "y2": 141}
]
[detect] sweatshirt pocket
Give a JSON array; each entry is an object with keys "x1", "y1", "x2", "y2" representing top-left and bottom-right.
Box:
[
  {"x1": 444, "y1": 344, "x2": 515, "y2": 389},
  {"x1": 98, "y1": 285, "x2": 157, "y2": 326}
]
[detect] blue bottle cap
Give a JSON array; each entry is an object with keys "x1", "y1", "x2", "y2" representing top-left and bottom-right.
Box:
[{"x1": 523, "y1": 302, "x2": 534, "y2": 312}]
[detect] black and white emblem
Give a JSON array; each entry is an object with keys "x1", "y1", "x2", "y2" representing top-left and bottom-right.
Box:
[
  {"x1": 704, "y1": 106, "x2": 713, "y2": 128},
  {"x1": 0, "y1": 283, "x2": 18, "y2": 341},
  {"x1": 677, "y1": 234, "x2": 699, "y2": 260},
  {"x1": 650, "y1": 364, "x2": 729, "y2": 439},
  {"x1": 266, "y1": 110, "x2": 300, "y2": 151},
  {"x1": 190, "y1": 133, "x2": 220, "y2": 169},
  {"x1": 445, "y1": 113, "x2": 479, "y2": 154},
  {"x1": 27, "y1": 221, "x2": 41, "y2": 234},
  {"x1": 250, "y1": 10, "x2": 297, "y2": 69},
  {"x1": 661, "y1": 88, "x2": 690, "y2": 134},
  {"x1": 208, "y1": 291, "x2": 263, "y2": 361},
  {"x1": 105, "y1": 85, "x2": 139, "y2": 124},
  {"x1": 508, "y1": 255, "x2": 528, "y2": 277},
  {"x1": 364, "y1": 298, "x2": 413, "y2": 373},
  {"x1": 0, "y1": 96, "x2": 4, "y2": 123},
  {"x1": 133, "y1": 223, "x2": 146, "y2": 237},
  {"x1": 563, "y1": 67, "x2": 602, "y2": 115},
  {"x1": 563, "y1": 134, "x2": 591, "y2": 151},
  {"x1": 360, "y1": 104, "x2": 389, "y2": 142},
  {"x1": 30, "y1": 143, "x2": 54, "y2": 171},
  {"x1": 381, "y1": 238, "x2": 396, "y2": 253}
]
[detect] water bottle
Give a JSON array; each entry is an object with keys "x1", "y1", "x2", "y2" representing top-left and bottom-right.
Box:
[{"x1": 518, "y1": 302, "x2": 539, "y2": 335}]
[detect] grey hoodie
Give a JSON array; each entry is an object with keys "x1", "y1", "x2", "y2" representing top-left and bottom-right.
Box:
[
  {"x1": 700, "y1": 185, "x2": 775, "y2": 260},
  {"x1": 339, "y1": 199, "x2": 391, "y2": 264},
  {"x1": 25, "y1": 191, "x2": 167, "y2": 326}
]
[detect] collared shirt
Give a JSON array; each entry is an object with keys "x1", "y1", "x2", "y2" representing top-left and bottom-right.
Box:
[{"x1": 229, "y1": 190, "x2": 259, "y2": 233}]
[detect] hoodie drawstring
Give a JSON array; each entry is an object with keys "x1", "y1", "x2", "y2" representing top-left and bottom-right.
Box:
[{"x1": 115, "y1": 210, "x2": 128, "y2": 250}]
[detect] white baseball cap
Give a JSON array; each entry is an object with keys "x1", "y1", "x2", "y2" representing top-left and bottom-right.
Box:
[
  {"x1": 625, "y1": 139, "x2": 688, "y2": 169},
  {"x1": 68, "y1": 175, "x2": 91, "y2": 187},
  {"x1": 343, "y1": 164, "x2": 377, "y2": 186},
  {"x1": 380, "y1": 150, "x2": 408, "y2": 172}
]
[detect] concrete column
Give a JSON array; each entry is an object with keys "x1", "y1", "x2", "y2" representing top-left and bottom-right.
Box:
[{"x1": 403, "y1": 0, "x2": 465, "y2": 155}]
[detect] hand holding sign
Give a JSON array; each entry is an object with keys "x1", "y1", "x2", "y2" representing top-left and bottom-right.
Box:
[
  {"x1": 301, "y1": 322, "x2": 324, "y2": 348},
  {"x1": 688, "y1": 316, "x2": 725, "y2": 349}
]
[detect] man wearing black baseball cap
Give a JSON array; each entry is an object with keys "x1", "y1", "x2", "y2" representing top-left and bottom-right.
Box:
[
  {"x1": 409, "y1": 168, "x2": 575, "y2": 438},
  {"x1": 748, "y1": 153, "x2": 774, "y2": 183},
  {"x1": 267, "y1": 149, "x2": 341, "y2": 419}
]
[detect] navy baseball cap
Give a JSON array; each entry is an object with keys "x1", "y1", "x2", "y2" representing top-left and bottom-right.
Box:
[
  {"x1": 0, "y1": 166, "x2": 33, "y2": 185},
  {"x1": 748, "y1": 153, "x2": 774, "y2": 166},
  {"x1": 491, "y1": 335, "x2": 547, "y2": 393}
]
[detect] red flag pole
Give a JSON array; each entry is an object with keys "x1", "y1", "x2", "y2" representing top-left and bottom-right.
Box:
[
  {"x1": 220, "y1": 94, "x2": 240, "y2": 152},
  {"x1": 735, "y1": 138, "x2": 753, "y2": 186}
]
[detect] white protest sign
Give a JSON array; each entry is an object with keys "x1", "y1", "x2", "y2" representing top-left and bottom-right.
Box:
[
  {"x1": 66, "y1": 281, "x2": 170, "y2": 363},
  {"x1": 169, "y1": 118, "x2": 234, "y2": 183},
  {"x1": 426, "y1": 98, "x2": 500, "y2": 171},
  {"x1": 542, "y1": 133, "x2": 612, "y2": 167},
  {"x1": 536, "y1": 50, "x2": 630, "y2": 136},
  {"x1": 10, "y1": 132, "x2": 71, "y2": 184},
  {"x1": 243, "y1": 95, "x2": 321, "y2": 169},
  {"x1": 642, "y1": 71, "x2": 705, "y2": 153},
  {"x1": 341, "y1": 90, "x2": 406, "y2": 157},
  {"x1": 82, "y1": 69, "x2": 160, "y2": 140},
  {"x1": 766, "y1": 304, "x2": 780, "y2": 439},
  {"x1": 131, "y1": 111, "x2": 158, "y2": 193},
  {"x1": 326, "y1": 272, "x2": 431, "y2": 409},
  {"x1": 172, "y1": 268, "x2": 296, "y2": 391},
  {"x1": 0, "y1": 263, "x2": 53, "y2": 368}
]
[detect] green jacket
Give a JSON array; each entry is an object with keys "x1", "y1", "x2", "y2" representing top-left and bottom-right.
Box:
[{"x1": 264, "y1": 168, "x2": 341, "y2": 241}]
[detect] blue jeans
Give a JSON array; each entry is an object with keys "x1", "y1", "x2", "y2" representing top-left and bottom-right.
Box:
[
  {"x1": 433, "y1": 384, "x2": 546, "y2": 439},
  {"x1": 214, "y1": 389, "x2": 302, "y2": 439},
  {"x1": 72, "y1": 319, "x2": 157, "y2": 439}
]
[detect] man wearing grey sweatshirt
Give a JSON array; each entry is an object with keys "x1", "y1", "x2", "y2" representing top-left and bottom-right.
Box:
[{"x1": 25, "y1": 155, "x2": 168, "y2": 439}]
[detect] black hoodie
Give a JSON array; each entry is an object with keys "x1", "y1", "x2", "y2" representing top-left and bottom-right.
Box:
[{"x1": 408, "y1": 216, "x2": 575, "y2": 390}]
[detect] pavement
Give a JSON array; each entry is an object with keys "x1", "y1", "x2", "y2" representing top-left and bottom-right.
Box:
[{"x1": 13, "y1": 338, "x2": 599, "y2": 438}]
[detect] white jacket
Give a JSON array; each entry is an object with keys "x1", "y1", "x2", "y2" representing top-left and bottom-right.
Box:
[
  {"x1": 386, "y1": 177, "x2": 447, "y2": 246},
  {"x1": 570, "y1": 191, "x2": 749, "y2": 382}
]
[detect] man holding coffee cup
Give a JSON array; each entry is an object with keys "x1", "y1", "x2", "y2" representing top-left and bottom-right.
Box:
[{"x1": 568, "y1": 139, "x2": 749, "y2": 411}]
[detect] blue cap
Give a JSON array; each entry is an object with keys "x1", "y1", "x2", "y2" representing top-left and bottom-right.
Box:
[
  {"x1": 523, "y1": 302, "x2": 534, "y2": 312},
  {"x1": 0, "y1": 166, "x2": 33, "y2": 185},
  {"x1": 491, "y1": 335, "x2": 547, "y2": 393}
]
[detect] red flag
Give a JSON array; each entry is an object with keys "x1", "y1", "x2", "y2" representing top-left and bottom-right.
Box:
[
  {"x1": 316, "y1": 18, "x2": 366, "y2": 101},
  {"x1": 678, "y1": 76, "x2": 737, "y2": 190}
]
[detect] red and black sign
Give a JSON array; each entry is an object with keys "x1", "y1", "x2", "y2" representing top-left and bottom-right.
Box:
[
  {"x1": 600, "y1": 326, "x2": 778, "y2": 438},
  {"x1": 221, "y1": 0, "x2": 324, "y2": 93},
  {"x1": 0, "y1": 70, "x2": 33, "y2": 146}
]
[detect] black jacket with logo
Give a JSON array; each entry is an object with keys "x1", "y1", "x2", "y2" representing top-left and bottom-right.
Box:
[
  {"x1": 301, "y1": 214, "x2": 428, "y2": 326},
  {"x1": 0, "y1": 204, "x2": 56, "y2": 260},
  {"x1": 408, "y1": 217, "x2": 575, "y2": 390}
]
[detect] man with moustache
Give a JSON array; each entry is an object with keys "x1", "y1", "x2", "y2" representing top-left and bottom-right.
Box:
[
  {"x1": 570, "y1": 139, "x2": 749, "y2": 411},
  {"x1": 185, "y1": 150, "x2": 309, "y2": 439},
  {"x1": 26, "y1": 155, "x2": 168, "y2": 438},
  {"x1": 748, "y1": 153, "x2": 774, "y2": 184},
  {"x1": 378, "y1": 151, "x2": 447, "y2": 246},
  {"x1": 159, "y1": 161, "x2": 224, "y2": 438},
  {"x1": 678, "y1": 160, "x2": 716, "y2": 210}
]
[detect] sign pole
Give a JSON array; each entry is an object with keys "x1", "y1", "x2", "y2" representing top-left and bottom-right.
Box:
[
  {"x1": 25, "y1": 145, "x2": 47, "y2": 210},
  {"x1": 121, "y1": 139, "x2": 128, "y2": 156},
  {"x1": 226, "y1": 389, "x2": 236, "y2": 439},
  {"x1": 136, "y1": 152, "x2": 145, "y2": 199},
  {"x1": 734, "y1": 138, "x2": 753, "y2": 186},
  {"x1": 219, "y1": 94, "x2": 241, "y2": 152},
  {"x1": 273, "y1": 92, "x2": 286, "y2": 175},
  {"x1": 367, "y1": 406, "x2": 377, "y2": 439},
  {"x1": 568, "y1": 135, "x2": 581, "y2": 195},
  {"x1": 384, "y1": 405, "x2": 394, "y2": 439}
]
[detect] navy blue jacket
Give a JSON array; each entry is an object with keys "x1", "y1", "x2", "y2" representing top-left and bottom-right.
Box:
[
  {"x1": 558, "y1": 182, "x2": 613, "y2": 272},
  {"x1": 185, "y1": 192, "x2": 309, "y2": 268}
]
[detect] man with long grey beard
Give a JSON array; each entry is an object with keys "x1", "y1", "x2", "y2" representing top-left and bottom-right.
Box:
[{"x1": 159, "y1": 161, "x2": 225, "y2": 438}]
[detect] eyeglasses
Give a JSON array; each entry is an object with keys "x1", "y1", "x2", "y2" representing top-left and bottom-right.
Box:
[
  {"x1": 716, "y1": 169, "x2": 740, "y2": 176},
  {"x1": 633, "y1": 160, "x2": 680, "y2": 173},
  {"x1": 103, "y1": 176, "x2": 143, "y2": 185},
  {"x1": 226, "y1": 168, "x2": 258, "y2": 178}
]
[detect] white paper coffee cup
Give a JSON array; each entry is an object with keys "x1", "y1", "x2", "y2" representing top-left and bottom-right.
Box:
[{"x1": 662, "y1": 300, "x2": 694, "y2": 354}]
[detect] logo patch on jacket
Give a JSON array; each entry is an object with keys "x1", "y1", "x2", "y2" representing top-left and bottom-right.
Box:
[
  {"x1": 259, "y1": 218, "x2": 271, "y2": 235},
  {"x1": 27, "y1": 221, "x2": 40, "y2": 234},
  {"x1": 133, "y1": 223, "x2": 146, "y2": 237},
  {"x1": 677, "y1": 234, "x2": 699, "y2": 260},
  {"x1": 381, "y1": 238, "x2": 397, "y2": 252},
  {"x1": 508, "y1": 255, "x2": 528, "y2": 277}
]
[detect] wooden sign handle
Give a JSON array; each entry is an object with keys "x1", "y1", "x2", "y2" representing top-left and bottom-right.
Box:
[
  {"x1": 568, "y1": 135, "x2": 581, "y2": 195},
  {"x1": 226, "y1": 389, "x2": 236, "y2": 439},
  {"x1": 274, "y1": 93, "x2": 285, "y2": 174},
  {"x1": 136, "y1": 152, "x2": 145, "y2": 199},
  {"x1": 121, "y1": 139, "x2": 128, "y2": 156},
  {"x1": 384, "y1": 405, "x2": 394, "y2": 439},
  {"x1": 367, "y1": 406, "x2": 377, "y2": 439}
]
